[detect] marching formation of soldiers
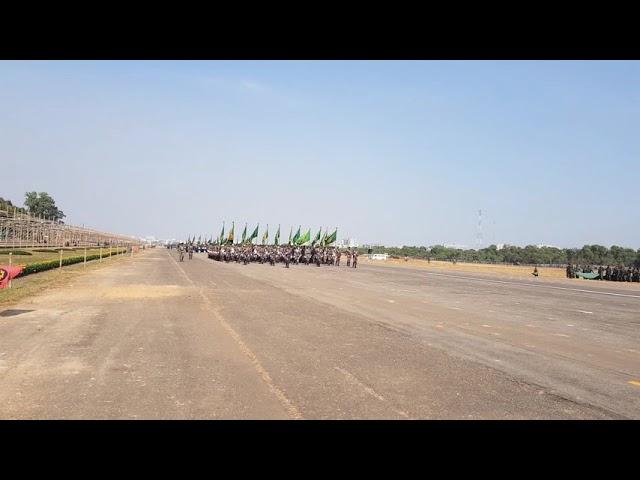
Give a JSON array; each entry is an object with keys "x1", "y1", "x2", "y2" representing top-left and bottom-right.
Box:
[
  {"x1": 207, "y1": 244, "x2": 359, "y2": 269},
  {"x1": 566, "y1": 264, "x2": 640, "y2": 282}
]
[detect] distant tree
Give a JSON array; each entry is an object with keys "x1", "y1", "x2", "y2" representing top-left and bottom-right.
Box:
[{"x1": 24, "y1": 192, "x2": 65, "y2": 221}]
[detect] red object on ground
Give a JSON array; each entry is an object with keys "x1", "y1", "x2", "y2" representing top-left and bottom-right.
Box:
[{"x1": 0, "y1": 265, "x2": 25, "y2": 289}]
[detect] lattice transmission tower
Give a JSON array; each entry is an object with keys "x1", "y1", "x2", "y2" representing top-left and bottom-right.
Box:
[{"x1": 476, "y1": 209, "x2": 483, "y2": 250}]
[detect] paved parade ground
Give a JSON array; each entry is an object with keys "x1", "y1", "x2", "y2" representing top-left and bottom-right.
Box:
[{"x1": 0, "y1": 248, "x2": 639, "y2": 419}]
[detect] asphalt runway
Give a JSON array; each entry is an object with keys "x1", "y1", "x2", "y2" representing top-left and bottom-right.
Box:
[{"x1": 0, "y1": 248, "x2": 638, "y2": 419}]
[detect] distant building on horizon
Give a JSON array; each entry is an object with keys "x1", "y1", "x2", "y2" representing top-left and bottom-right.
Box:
[
  {"x1": 444, "y1": 243, "x2": 469, "y2": 250},
  {"x1": 337, "y1": 238, "x2": 359, "y2": 248}
]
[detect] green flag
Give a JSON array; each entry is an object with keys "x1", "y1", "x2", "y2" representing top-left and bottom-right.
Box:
[
  {"x1": 219, "y1": 223, "x2": 225, "y2": 244},
  {"x1": 241, "y1": 223, "x2": 247, "y2": 243},
  {"x1": 227, "y1": 222, "x2": 235, "y2": 244},
  {"x1": 296, "y1": 228, "x2": 311, "y2": 246},
  {"x1": 274, "y1": 225, "x2": 281, "y2": 246},
  {"x1": 261, "y1": 225, "x2": 269, "y2": 245},
  {"x1": 312, "y1": 227, "x2": 322, "y2": 246},
  {"x1": 320, "y1": 228, "x2": 327, "y2": 246},
  {"x1": 292, "y1": 226, "x2": 301, "y2": 245},
  {"x1": 248, "y1": 224, "x2": 259, "y2": 243},
  {"x1": 324, "y1": 228, "x2": 337, "y2": 246}
]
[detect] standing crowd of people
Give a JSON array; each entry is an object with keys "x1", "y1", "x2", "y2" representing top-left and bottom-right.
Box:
[
  {"x1": 566, "y1": 264, "x2": 640, "y2": 282},
  {"x1": 206, "y1": 244, "x2": 358, "y2": 268}
]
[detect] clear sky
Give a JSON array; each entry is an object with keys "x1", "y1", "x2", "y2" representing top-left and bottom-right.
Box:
[{"x1": 1, "y1": 61, "x2": 638, "y2": 248}]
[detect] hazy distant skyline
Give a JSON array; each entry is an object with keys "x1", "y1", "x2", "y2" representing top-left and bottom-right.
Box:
[{"x1": 2, "y1": 61, "x2": 638, "y2": 248}]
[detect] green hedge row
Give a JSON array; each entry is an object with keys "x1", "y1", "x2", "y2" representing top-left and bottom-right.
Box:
[
  {"x1": 31, "y1": 248, "x2": 90, "y2": 253},
  {"x1": 21, "y1": 249, "x2": 127, "y2": 275}
]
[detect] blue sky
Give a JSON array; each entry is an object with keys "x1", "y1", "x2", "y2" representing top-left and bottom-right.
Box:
[{"x1": 1, "y1": 61, "x2": 638, "y2": 248}]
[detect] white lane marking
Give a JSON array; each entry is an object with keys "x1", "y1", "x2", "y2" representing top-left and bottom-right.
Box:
[
  {"x1": 481, "y1": 324, "x2": 491, "y2": 328},
  {"x1": 578, "y1": 310, "x2": 593, "y2": 314},
  {"x1": 334, "y1": 366, "x2": 410, "y2": 419},
  {"x1": 553, "y1": 333, "x2": 570, "y2": 338},
  {"x1": 168, "y1": 251, "x2": 302, "y2": 419},
  {"x1": 421, "y1": 271, "x2": 640, "y2": 299}
]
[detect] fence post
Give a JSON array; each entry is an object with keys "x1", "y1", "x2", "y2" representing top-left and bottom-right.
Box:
[
  {"x1": 8, "y1": 252, "x2": 12, "y2": 288},
  {"x1": 59, "y1": 249, "x2": 63, "y2": 270},
  {"x1": 84, "y1": 247, "x2": 87, "y2": 267},
  {"x1": 99, "y1": 247, "x2": 102, "y2": 263},
  {"x1": 109, "y1": 245, "x2": 112, "y2": 260}
]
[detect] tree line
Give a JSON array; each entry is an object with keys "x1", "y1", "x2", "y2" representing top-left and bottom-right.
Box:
[{"x1": 359, "y1": 244, "x2": 640, "y2": 268}]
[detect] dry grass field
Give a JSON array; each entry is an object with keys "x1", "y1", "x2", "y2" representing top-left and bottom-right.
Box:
[
  {"x1": 0, "y1": 248, "x2": 134, "y2": 306},
  {"x1": 360, "y1": 256, "x2": 567, "y2": 279}
]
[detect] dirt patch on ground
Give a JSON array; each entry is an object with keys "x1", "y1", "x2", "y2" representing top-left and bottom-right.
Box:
[{"x1": 100, "y1": 285, "x2": 188, "y2": 299}]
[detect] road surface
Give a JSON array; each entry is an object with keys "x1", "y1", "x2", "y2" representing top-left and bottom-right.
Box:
[{"x1": 0, "y1": 248, "x2": 638, "y2": 419}]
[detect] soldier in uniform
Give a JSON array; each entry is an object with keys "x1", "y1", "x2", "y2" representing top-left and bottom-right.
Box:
[
  {"x1": 336, "y1": 249, "x2": 341, "y2": 266},
  {"x1": 346, "y1": 248, "x2": 351, "y2": 267},
  {"x1": 352, "y1": 249, "x2": 358, "y2": 268}
]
